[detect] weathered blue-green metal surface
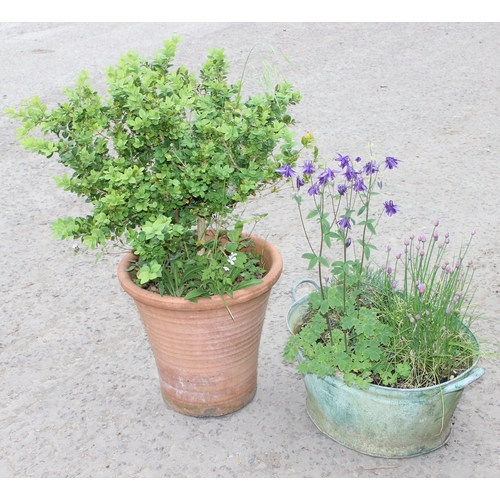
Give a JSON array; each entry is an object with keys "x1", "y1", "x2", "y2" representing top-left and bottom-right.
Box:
[{"x1": 286, "y1": 280, "x2": 485, "y2": 458}]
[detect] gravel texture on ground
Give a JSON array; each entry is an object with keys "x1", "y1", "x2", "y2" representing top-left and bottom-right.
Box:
[{"x1": 1, "y1": 22, "x2": 499, "y2": 478}]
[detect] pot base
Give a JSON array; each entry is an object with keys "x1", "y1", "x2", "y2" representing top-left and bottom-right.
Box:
[
  {"x1": 305, "y1": 391, "x2": 453, "y2": 458},
  {"x1": 161, "y1": 385, "x2": 257, "y2": 417}
]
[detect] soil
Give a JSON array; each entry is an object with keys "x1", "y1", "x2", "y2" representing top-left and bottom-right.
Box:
[{"x1": 1, "y1": 22, "x2": 500, "y2": 478}]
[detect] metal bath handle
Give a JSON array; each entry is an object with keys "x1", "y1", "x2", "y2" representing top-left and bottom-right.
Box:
[
  {"x1": 441, "y1": 367, "x2": 485, "y2": 394},
  {"x1": 291, "y1": 279, "x2": 320, "y2": 302}
]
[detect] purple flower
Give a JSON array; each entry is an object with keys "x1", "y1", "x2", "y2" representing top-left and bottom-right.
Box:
[
  {"x1": 308, "y1": 183, "x2": 320, "y2": 196},
  {"x1": 363, "y1": 160, "x2": 379, "y2": 175},
  {"x1": 353, "y1": 176, "x2": 368, "y2": 192},
  {"x1": 337, "y1": 184, "x2": 348, "y2": 196},
  {"x1": 343, "y1": 163, "x2": 358, "y2": 182},
  {"x1": 418, "y1": 283, "x2": 425, "y2": 294},
  {"x1": 276, "y1": 164, "x2": 296, "y2": 178},
  {"x1": 335, "y1": 153, "x2": 350, "y2": 169},
  {"x1": 355, "y1": 156, "x2": 361, "y2": 163},
  {"x1": 384, "y1": 156, "x2": 401, "y2": 169},
  {"x1": 302, "y1": 160, "x2": 315, "y2": 175},
  {"x1": 338, "y1": 217, "x2": 352, "y2": 230},
  {"x1": 296, "y1": 176, "x2": 305, "y2": 191},
  {"x1": 317, "y1": 167, "x2": 337, "y2": 186},
  {"x1": 383, "y1": 200, "x2": 400, "y2": 217},
  {"x1": 345, "y1": 237, "x2": 352, "y2": 248}
]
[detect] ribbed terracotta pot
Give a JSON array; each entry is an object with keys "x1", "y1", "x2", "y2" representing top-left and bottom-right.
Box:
[{"x1": 117, "y1": 234, "x2": 282, "y2": 417}]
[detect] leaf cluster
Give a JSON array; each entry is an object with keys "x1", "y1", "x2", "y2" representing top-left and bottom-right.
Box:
[{"x1": 6, "y1": 37, "x2": 301, "y2": 296}]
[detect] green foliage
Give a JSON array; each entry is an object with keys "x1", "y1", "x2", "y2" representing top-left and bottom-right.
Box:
[{"x1": 6, "y1": 37, "x2": 301, "y2": 299}]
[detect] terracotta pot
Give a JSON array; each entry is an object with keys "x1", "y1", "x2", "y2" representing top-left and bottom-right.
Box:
[{"x1": 117, "y1": 233, "x2": 282, "y2": 417}]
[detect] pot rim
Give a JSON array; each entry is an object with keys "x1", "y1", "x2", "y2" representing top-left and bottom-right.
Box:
[{"x1": 118, "y1": 232, "x2": 283, "y2": 310}]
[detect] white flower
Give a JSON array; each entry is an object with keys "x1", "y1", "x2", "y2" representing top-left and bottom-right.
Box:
[{"x1": 227, "y1": 252, "x2": 237, "y2": 266}]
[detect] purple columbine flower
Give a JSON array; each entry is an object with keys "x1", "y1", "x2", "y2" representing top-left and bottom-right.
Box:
[
  {"x1": 317, "y1": 167, "x2": 337, "y2": 186},
  {"x1": 343, "y1": 163, "x2": 358, "y2": 182},
  {"x1": 296, "y1": 176, "x2": 305, "y2": 191},
  {"x1": 337, "y1": 184, "x2": 348, "y2": 196},
  {"x1": 302, "y1": 160, "x2": 315, "y2": 175},
  {"x1": 308, "y1": 183, "x2": 320, "y2": 196},
  {"x1": 335, "y1": 153, "x2": 350, "y2": 169},
  {"x1": 363, "y1": 160, "x2": 379, "y2": 175},
  {"x1": 383, "y1": 200, "x2": 400, "y2": 217},
  {"x1": 353, "y1": 176, "x2": 368, "y2": 192},
  {"x1": 276, "y1": 164, "x2": 296, "y2": 178},
  {"x1": 385, "y1": 156, "x2": 401, "y2": 169},
  {"x1": 338, "y1": 217, "x2": 352, "y2": 231},
  {"x1": 345, "y1": 237, "x2": 352, "y2": 248}
]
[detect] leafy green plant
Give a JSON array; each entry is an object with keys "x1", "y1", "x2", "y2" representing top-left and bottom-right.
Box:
[
  {"x1": 280, "y1": 137, "x2": 480, "y2": 389},
  {"x1": 6, "y1": 37, "x2": 301, "y2": 300}
]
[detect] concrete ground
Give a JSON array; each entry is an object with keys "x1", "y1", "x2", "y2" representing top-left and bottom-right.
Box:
[{"x1": 1, "y1": 22, "x2": 499, "y2": 478}]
